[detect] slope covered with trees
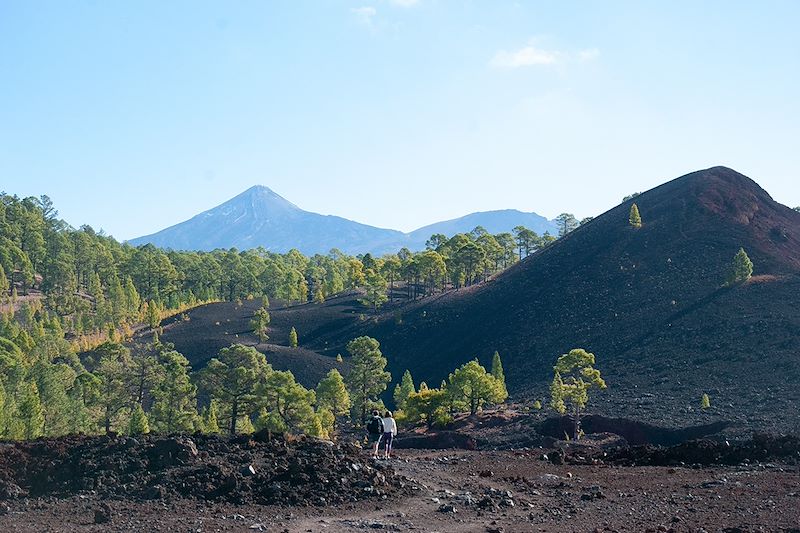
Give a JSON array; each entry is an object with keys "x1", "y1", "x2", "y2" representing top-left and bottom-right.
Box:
[
  {"x1": 330, "y1": 167, "x2": 800, "y2": 433},
  {"x1": 0, "y1": 190, "x2": 548, "y2": 439}
]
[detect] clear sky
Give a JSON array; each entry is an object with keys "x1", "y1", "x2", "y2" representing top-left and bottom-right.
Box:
[{"x1": 1, "y1": 1, "x2": 798, "y2": 241}]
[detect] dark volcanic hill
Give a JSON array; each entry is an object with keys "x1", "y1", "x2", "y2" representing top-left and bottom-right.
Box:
[
  {"x1": 320, "y1": 166, "x2": 800, "y2": 432},
  {"x1": 155, "y1": 167, "x2": 800, "y2": 433},
  {"x1": 128, "y1": 185, "x2": 407, "y2": 255}
]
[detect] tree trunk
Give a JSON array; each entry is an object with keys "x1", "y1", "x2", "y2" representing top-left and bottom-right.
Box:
[{"x1": 230, "y1": 398, "x2": 238, "y2": 435}]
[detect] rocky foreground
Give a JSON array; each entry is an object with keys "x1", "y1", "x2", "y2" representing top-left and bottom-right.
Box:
[
  {"x1": 0, "y1": 429, "x2": 799, "y2": 532},
  {"x1": 0, "y1": 431, "x2": 406, "y2": 506}
]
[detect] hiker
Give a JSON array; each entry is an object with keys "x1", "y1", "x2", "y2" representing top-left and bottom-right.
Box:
[
  {"x1": 381, "y1": 410, "x2": 397, "y2": 459},
  {"x1": 366, "y1": 409, "x2": 384, "y2": 459}
]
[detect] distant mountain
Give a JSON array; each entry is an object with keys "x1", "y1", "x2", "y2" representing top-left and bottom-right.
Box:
[
  {"x1": 407, "y1": 209, "x2": 557, "y2": 248},
  {"x1": 128, "y1": 186, "x2": 558, "y2": 255},
  {"x1": 127, "y1": 186, "x2": 406, "y2": 255}
]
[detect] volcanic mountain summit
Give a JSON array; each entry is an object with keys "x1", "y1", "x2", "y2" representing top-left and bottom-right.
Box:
[
  {"x1": 129, "y1": 185, "x2": 557, "y2": 255},
  {"x1": 127, "y1": 185, "x2": 407, "y2": 254}
]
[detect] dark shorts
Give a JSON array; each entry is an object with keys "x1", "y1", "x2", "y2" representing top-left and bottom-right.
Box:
[
  {"x1": 369, "y1": 433, "x2": 381, "y2": 444},
  {"x1": 383, "y1": 433, "x2": 394, "y2": 447}
]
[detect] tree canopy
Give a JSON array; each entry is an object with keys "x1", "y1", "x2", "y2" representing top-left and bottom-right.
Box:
[
  {"x1": 550, "y1": 348, "x2": 606, "y2": 439},
  {"x1": 726, "y1": 247, "x2": 753, "y2": 285},
  {"x1": 345, "y1": 336, "x2": 391, "y2": 423}
]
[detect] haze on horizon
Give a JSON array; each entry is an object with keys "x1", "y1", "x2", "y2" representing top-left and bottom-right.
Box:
[{"x1": 1, "y1": 1, "x2": 798, "y2": 241}]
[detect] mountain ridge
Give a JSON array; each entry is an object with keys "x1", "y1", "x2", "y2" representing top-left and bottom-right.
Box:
[{"x1": 128, "y1": 185, "x2": 558, "y2": 254}]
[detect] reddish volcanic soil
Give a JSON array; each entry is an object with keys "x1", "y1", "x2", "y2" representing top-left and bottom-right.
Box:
[{"x1": 2, "y1": 447, "x2": 799, "y2": 532}]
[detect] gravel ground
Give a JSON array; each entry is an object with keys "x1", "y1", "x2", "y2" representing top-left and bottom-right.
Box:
[{"x1": 2, "y1": 448, "x2": 799, "y2": 532}]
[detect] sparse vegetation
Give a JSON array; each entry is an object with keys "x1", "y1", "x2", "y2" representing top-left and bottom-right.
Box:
[
  {"x1": 393, "y1": 370, "x2": 416, "y2": 411},
  {"x1": 345, "y1": 336, "x2": 391, "y2": 423},
  {"x1": 490, "y1": 351, "x2": 507, "y2": 399},
  {"x1": 448, "y1": 359, "x2": 507, "y2": 415},
  {"x1": 555, "y1": 213, "x2": 579, "y2": 237},
  {"x1": 623, "y1": 192, "x2": 641, "y2": 202},
  {"x1": 250, "y1": 307, "x2": 271, "y2": 343},
  {"x1": 550, "y1": 348, "x2": 607, "y2": 440},
  {"x1": 315, "y1": 369, "x2": 351, "y2": 435},
  {"x1": 726, "y1": 247, "x2": 753, "y2": 285},
  {"x1": 629, "y1": 203, "x2": 642, "y2": 228}
]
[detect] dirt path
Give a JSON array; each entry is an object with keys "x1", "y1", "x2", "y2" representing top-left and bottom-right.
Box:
[{"x1": 2, "y1": 449, "x2": 799, "y2": 532}]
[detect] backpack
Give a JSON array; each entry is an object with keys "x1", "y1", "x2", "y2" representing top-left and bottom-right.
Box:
[{"x1": 367, "y1": 416, "x2": 383, "y2": 435}]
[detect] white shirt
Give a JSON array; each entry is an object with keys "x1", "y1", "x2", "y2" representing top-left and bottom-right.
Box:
[{"x1": 382, "y1": 417, "x2": 397, "y2": 436}]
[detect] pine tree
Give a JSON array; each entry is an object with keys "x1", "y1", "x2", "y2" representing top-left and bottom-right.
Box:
[
  {"x1": 726, "y1": 247, "x2": 753, "y2": 285},
  {"x1": 237, "y1": 414, "x2": 255, "y2": 434},
  {"x1": 66, "y1": 372, "x2": 101, "y2": 435},
  {"x1": 31, "y1": 359, "x2": 72, "y2": 437},
  {"x1": 288, "y1": 327, "x2": 298, "y2": 348},
  {"x1": 316, "y1": 369, "x2": 351, "y2": 433},
  {"x1": 555, "y1": 213, "x2": 579, "y2": 238},
  {"x1": 550, "y1": 348, "x2": 607, "y2": 440},
  {"x1": 0, "y1": 264, "x2": 9, "y2": 297},
  {"x1": 345, "y1": 336, "x2": 391, "y2": 423},
  {"x1": 250, "y1": 307, "x2": 271, "y2": 343},
  {"x1": 393, "y1": 370, "x2": 415, "y2": 411},
  {"x1": 259, "y1": 370, "x2": 316, "y2": 435},
  {"x1": 123, "y1": 277, "x2": 140, "y2": 320},
  {"x1": 150, "y1": 350, "x2": 197, "y2": 433},
  {"x1": 197, "y1": 344, "x2": 271, "y2": 435},
  {"x1": 316, "y1": 407, "x2": 334, "y2": 439},
  {"x1": 448, "y1": 359, "x2": 507, "y2": 415},
  {"x1": 128, "y1": 403, "x2": 150, "y2": 435},
  {"x1": 93, "y1": 342, "x2": 132, "y2": 434},
  {"x1": 629, "y1": 203, "x2": 642, "y2": 228},
  {"x1": 0, "y1": 381, "x2": 7, "y2": 437},
  {"x1": 490, "y1": 352, "x2": 507, "y2": 398},
  {"x1": 701, "y1": 393, "x2": 711, "y2": 409},
  {"x1": 88, "y1": 271, "x2": 107, "y2": 326},
  {"x1": 19, "y1": 381, "x2": 45, "y2": 440},
  {"x1": 404, "y1": 387, "x2": 449, "y2": 428},
  {"x1": 360, "y1": 269, "x2": 388, "y2": 313},
  {"x1": 201, "y1": 400, "x2": 221, "y2": 434},
  {"x1": 146, "y1": 300, "x2": 161, "y2": 330},
  {"x1": 255, "y1": 408, "x2": 286, "y2": 434},
  {"x1": 314, "y1": 287, "x2": 325, "y2": 304}
]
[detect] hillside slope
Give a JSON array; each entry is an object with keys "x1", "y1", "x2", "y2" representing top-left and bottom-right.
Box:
[
  {"x1": 331, "y1": 166, "x2": 800, "y2": 431},
  {"x1": 155, "y1": 167, "x2": 800, "y2": 433}
]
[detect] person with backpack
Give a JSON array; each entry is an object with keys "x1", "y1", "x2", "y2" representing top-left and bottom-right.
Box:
[
  {"x1": 381, "y1": 411, "x2": 397, "y2": 459},
  {"x1": 366, "y1": 410, "x2": 384, "y2": 459}
]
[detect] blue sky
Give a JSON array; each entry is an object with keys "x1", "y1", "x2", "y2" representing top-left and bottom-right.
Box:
[{"x1": 1, "y1": 1, "x2": 798, "y2": 240}]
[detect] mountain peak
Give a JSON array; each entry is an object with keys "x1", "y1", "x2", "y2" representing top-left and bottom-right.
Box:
[{"x1": 233, "y1": 185, "x2": 301, "y2": 212}]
